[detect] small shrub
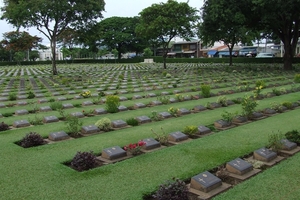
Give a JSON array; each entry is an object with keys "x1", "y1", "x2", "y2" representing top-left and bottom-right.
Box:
[
  {"x1": 70, "y1": 151, "x2": 97, "y2": 172},
  {"x1": 19, "y1": 132, "x2": 45, "y2": 148},
  {"x1": 272, "y1": 88, "x2": 281, "y2": 96},
  {"x1": 285, "y1": 130, "x2": 300, "y2": 144},
  {"x1": 182, "y1": 125, "x2": 198, "y2": 136},
  {"x1": 105, "y1": 95, "x2": 120, "y2": 113},
  {"x1": 65, "y1": 114, "x2": 83, "y2": 136},
  {"x1": 151, "y1": 127, "x2": 168, "y2": 145},
  {"x1": 8, "y1": 93, "x2": 17, "y2": 101},
  {"x1": 150, "y1": 111, "x2": 163, "y2": 122},
  {"x1": 174, "y1": 94, "x2": 184, "y2": 102},
  {"x1": 241, "y1": 95, "x2": 258, "y2": 118},
  {"x1": 255, "y1": 79, "x2": 266, "y2": 88},
  {"x1": 217, "y1": 96, "x2": 227, "y2": 107},
  {"x1": 294, "y1": 73, "x2": 300, "y2": 83},
  {"x1": 168, "y1": 107, "x2": 179, "y2": 117},
  {"x1": 27, "y1": 91, "x2": 35, "y2": 99},
  {"x1": 221, "y1": 110, "x2": 237, "y2": 123},
  {"x1": 157, "y1": 95, "x2": 170, "y2": 104},
  {"x1": 50, "y1": 101, "x2": 63, "y2": 110},
  {"x1": 28, "y1": 115, "x2": 43, "y2": 125},
  {"x1": 267, "y1": 131, "x2": 285, "y2": 152},
  {"x1": 95, "y1": 117, "x2": 112, "y2": 131},
  {"x1": 153, "y1": 178, "x2": 188, "y2": 200},
  {"x1": 126, "y1": 118, "x2": 139, "y2": 126},
  {"x1": 2, "y1": 112, "x2": 13, "y2": 117},
  {"x1": 165, "y1": 73, "x2": 172, "y2": 78},
  {"x1": 281, "y1": 101, "x2": 293, "y2": 109},
  {"x1": 80, "y1": 90, "x2": 91, "y2": 98},
  {"x1": 123, "y1": 141, "x2": 146, "y2": 156},
  {"x1": 200, "y1": 84, "x2": 211, "y2": 98},
  {"x1": 0, "y1": 122, "x2": 9, "y2": 131}
]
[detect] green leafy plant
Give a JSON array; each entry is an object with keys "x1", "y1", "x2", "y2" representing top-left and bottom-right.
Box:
[
  {"x1": 50, "y1": 101, "x2": 63, "y2": 111},
  {"x1": 241, "y1": 95, "x2": 258, "y2": 118},
  {"x1": 65, "y1": 114, "x2": 83, "y2": 136},
  {"x1": 0, "y1": 122, "x2": 9, "y2": 131},
  {"x1": 272, "y1": 88, "x2": 281, "y2": 96},
  {"x1": 105, "y1": 95, "x2": 120, "y2": 113},
  {"x1": 174, "y1": 94, "x2": 184, "y2": 102},
  {"x1": 168, "y1": 107, "x2": 179, "y2": 117},
  {"x1": 80, "y1": 90, "x2": 91, "y2": 98},
  {"x1": 281, "y1": 101, "x2": 293, "y2": 109},
  {"x1": 157, "y1": 95, "x2": 170, "y2": 104},
  {"x1": 294, "y1": 73, "x2": 300, "y2": 83},
  {"x1": 221, "y1": 110, "x2": 237, "y2": 123},
  {"x1": 217, "y1": 95, "x2": 228, "y2": 107},
  {"x1": 151, "y1": 127, "x2": 168, "y2": 145},
  {"x1": 70, "y1": 151, "x2": 97, "y2": 172},
  {"x1": 267, "y1": 131, "x2": 285, "y2": 152},
  {"x1": 126, "y1": 118, "x2": 139, "y2": 126},
  {"x1": 149, "y1": 111, "x2": 163, "y2": 122},
  {"x1": 19, "y1": 132, "x2": 45, "y2": 148},
  {"x1": 253, "y1": 85, "x2": 263, "y2": 99},
  {"x1": 255, "y1": 79, "x2": 266, "y2": 88},
  {"x1": 8, "y1": 92, "x2": 17, "y2": 101},
  {"x1": 200, "y1": 84, "x2": 211, "y2": 98},
  {"x1": 152, "y1": 178, "x2": 188, "y2": 200},
  {"x1": 95, "y1": 117, "x2": 112, "y2": 131},
  {"x1": 27, "y1": 91, "x2": 35, "y2": 99},
  {"x1": 285, "y1": 130, "x2": 300, "y2": 144},
  {"x1": 28, "y1": 115, "x2": 43, "y2": 125},
  {"x1": 182, "y1": 125, "x2": 198, "y2": 136}
]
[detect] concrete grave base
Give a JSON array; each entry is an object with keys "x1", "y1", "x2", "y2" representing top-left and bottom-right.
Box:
[{"x1": 188, "y1": 183, "x2": 232, "y2": 200}]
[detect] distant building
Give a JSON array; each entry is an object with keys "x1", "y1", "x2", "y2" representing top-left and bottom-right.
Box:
[
  {"x1": 38, "y1": 48, "x2": 63, "y2": 61},
  {"x1": 167, "y1": 40, "x2": 201, "y2": 58}
]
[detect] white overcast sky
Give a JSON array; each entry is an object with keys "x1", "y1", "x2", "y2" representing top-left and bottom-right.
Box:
[{"x1": 0, "y1": 0, "x2": 203, "y2": 44}]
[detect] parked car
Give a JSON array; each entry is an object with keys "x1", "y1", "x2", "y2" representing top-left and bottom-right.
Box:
[
  {"x1": 213, "y1": 51, "x2": 238, "y2": 57},
  {"x1": 239, "y1": 47, "x2": 259, "y2": 57},
  {"x1": 255, "y1": 53, "x2": 275, "y2": 58}
]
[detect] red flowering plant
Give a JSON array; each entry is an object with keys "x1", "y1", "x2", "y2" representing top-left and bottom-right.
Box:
[{"x1": 123, "y1": 141, "x2": 146, "y2": 156}]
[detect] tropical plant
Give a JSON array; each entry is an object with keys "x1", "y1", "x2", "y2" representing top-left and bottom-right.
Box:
[
  {"x1": 105, "y1": 95, "x2": 120, "y2": 113},
  {"x1": 70, "y1": 151, "x2": 97, "y2": 172},
  {"x1": 285, "y1": 130, "x2": 300, "y2": 144},
  {"x1": 65, "y1": 114, "x2": 83, "y2": 136},
  {"x1": 241, "y1": 95, "x2": 258, "y2": 118},
  {"x1": 95, "y1": 117, "x2": 112, "y2": 131},
  {"x1": 19, "y1": 132, "x2": 45, "y2": 148},
  {"x1": 152, "y1": 178, "x2": 189, "y2": 200}
]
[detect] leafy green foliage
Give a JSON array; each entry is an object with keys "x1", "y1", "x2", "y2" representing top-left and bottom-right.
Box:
[
  {"x1": 241, "y1": 95, "x2": 258, "y2": 118},
  {"x1": 0, "y1": 122, "x2": 9, "y2": 131},
  {"x1": 70, "y1": 151, "x2": 97, "y2": 172},
  {"x1": 95, "y1": 117, "x2": 112, "y2": 131},
  {"x1": 65, "y1": 114, "x2": 83, "y2": 136},
  {"x1": 19, "y1": 132, "x2": 45, "y2": 148},
  {"x1": 153, "y1": 178, "x2": 188, "y2": 200},
  {"x1": 27, "y1": 91, "x2": 35, "y2": 99},
  {"x1": 8, "y1": 92, "x2": 16, "y2": 101},
  {"x1": 105, "y1": 95, "x2": 120, "y2": 113},
  {"x1": 285, "y1": 130, "x2": 300, "y2": 143},
  {"x1": 267, "y1": 131, "x2": 285, "y2": 152},
  {"x1": 50, "y1": 101, "x2": 63, "y2": 111},
  {"x1": 126, "y1": 118, "x2": 139, "y2": 126},
  {"x1": 294, "y1": 74, "x2": 300, "y2": 83},
  {"x1": 200, "y1": 84, "x2": 211, "y2": 98},
  {"x1": 182, "y1": 125, "x2": 198, "y2": 136}
]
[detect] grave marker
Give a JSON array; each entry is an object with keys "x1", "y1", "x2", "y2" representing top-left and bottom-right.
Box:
[
  {"x1": 48, "y1": 131, "x2": 70, "y2": 141},
  {"x1": 94, "y1": 108, "x2": 107, "y2": 115},
  {"x1": 168, "y1": 131, "x2": 188, "y2": 142},
  {"x1": 135, "y1": 116, "x2": 151, "y2": 124},
  {"x1": 253, "y1": 147, "x2": 277, "y2": 162},
  {"x1": 198, "y1": 125, "x2": 211, "y2": 135},
  {"x1": 13, "y1": 120, "x2": 30, "y2": 128},
  {"x1": 142, "y1": 138, "x2": 161, "y2": 150},
  {"x1": 190, "y1": 171, "x2": 222, "y2": 193},
  {"x1": 81, "y1": 125, "x2": 100, "y2": 134},
  {"x1": 39, "y1": 106, "x2": 52, "y2": 112},
  {"x1": 111, "y1": 120, "x2": 127, "y2": 128},
  {"x1": 43, "y1": 116, "x2": 59, "y2": 123},
  {"x1": 159, "y1": 111, "x2": 172, "y2": 119},
  {"x1": 226, "y1": 158, "x2": 253, "y2": 175},
  {"x1": 101, "y1": 146, "x2": 127, "y2": 160},
  {"x1": 15, "y1": 109, "x2": 29, "y2": 115},
  {"x1": 281, "y1": 139, "x2": 297, "y2": 151}
]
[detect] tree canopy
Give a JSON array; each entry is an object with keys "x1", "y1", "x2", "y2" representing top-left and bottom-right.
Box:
[
  {"x1": 1, "y1": 0, "x2": 105, "y2": 74},
  {"x1": 199, "y1": 0, "x2": 256, "y2": 65},
  {"x1": 136, "y1": 0, "x2": 199, "y2": 69}
]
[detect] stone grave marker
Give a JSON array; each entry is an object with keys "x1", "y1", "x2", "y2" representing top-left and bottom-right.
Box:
[
  {"x1": 161, "y1": 91, "x2": 169, "y2": 95},
  {"x1": 0, "y1": 97, "x2": 9, "y2": 102},
  {"x1": 52, "y1": 92, "x2": 61, "y2": 96},
  {"x1": 37, "y1": 99, "x2": 48, "y2": 103},
  {"x1": 71, "y1": 112, "x2": 85, "y2": 118},
  {"x1": 168, "y1": 131, "x2": 188, "y2": 142},
  {"x1": 111, "y1": 120, "x2": 127, "y2": 128},
  {"x1": 253, "y1": 147, "x2": 277, "y2": 162},
  {"x1": 43, "y1": 116, "x2": 59, "y2": 123},
  {"x1": 142, "y1": 138, "x2": 161, "y2": 150},
  {"x1": 147, "y1": 93, "x2": 156, "y2": 97},
  {"x1": 210, "y1": 102, "x2": 221, "y2": 109},
  {"x1": 251, "y1": 112, "x2": 264, "y2": 119},
  {"x1": 82, "y1": 101, "x2": 93, "y2": 106},
  {"x1": 74, "y1": 95, "x2": 83, "y2": 99},
  {"x1": 1, "y1": 92, "x2": 9, "y2": 96},
  {"x1": 119, "y1": 90, "x2": 128, "y2": 94},
  {"x1": 264, "y1": 108, "x2": 276, "y2": 115},
  {"x1": 226, "y1": 158, "x2": 253, "y2": 175},
  {"x1": 233, "y1": 115, "x2": 247, "y2": 124},
  {"x1": 81, "y1": 125, "x2": 100, "y2": 134},
  {"x1": 133, "y1": 95, "x2": 142, "y2": 99},
  {"x1": 214, "y1": 120, "x2": 231, "y2": 128},
  {"x1": 159, "y1": 111, "x2": 172, "y2": 119},
  {"x1": 178, "y1": 108, "x2": 191, "y2": 115},
  {"x1": 151, "y1": 100, "x2": 162, "y2": 106},
  {"x1": 62, "y1": 103, "x2": 74, "y2": 109},
  {"x1": 15, "y1": 109, "x2": 29, "y2": 115},
  {"x1": 226, "y1": 100, "x2": 235, "y2": 105},
  {"x1": 194, "y1": 105, "x2": 207, "y2": 111},
  {"x1": 0, "y1": 113, "x2": 2, "y2": 118},
  {"x1": 101, "y1": 146, "x2": 127, "y2": 160},
  {"x1": 134, "y1": 103, "x2": 146, "y2": 109},
  {"x1": 35, "y1": 94, "x2": 44, "y2": 98},
  {"x1": 0, "y1": 103, "x2": 5, "y2": 108},
  {"x1": 135, "y1": 116, "x2": 151, "y2": 124},
  {"x1": 48, "y1": 131, "x2": 70, "y2": 141},
  {"x1": 57, "y1": 96, "x2": 67, "y2": 101},
  {"x1": 94, "y1": 108, "x2": 107, "y2": 115},
  {"x1": 118, "y1": 105, "x2": 128, "y2": 111},
  {"x1": 281, "y1": 139, "x2": 297, "y2": 151},
  {"x1": 39, "y1": 106, "x2": 52, "y2": 112},
  {"x1": 17, "y1": 95, "x2": 27, "y2": 100},
  {"x1": 184, "y1": 95, "x2": 192, "y2": 101},
  {"x1": 68, "y1": 91, "x2": 76, "y2": 94},
  {"x1": 190, "y1": 171, "x2": 222, "y2": 193},
  {"x1": 198, "y1": 125, "x2": 211, "y2": 135},
  {"x1": 119, "y1": 96, "x2": 128, "y2": 101},
  {"x1": 13, "y1": 120, "x2": 30, "y2": 128},
  {"x1": 17, "y1": 101, "x2": 27, "y2": 106}
]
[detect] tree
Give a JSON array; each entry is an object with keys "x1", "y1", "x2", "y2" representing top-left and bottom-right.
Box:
[
  {"x1": 143, "y1": 47, "x2": 153, "y2": 58},
  {"x1": 87, "y1": 16, "x2": 144, "y2": 59},
  {"x1": 199, "y1": 0, "x2": 256, "y2": 65},
  {"x1": 251, "y1": 0, "x2": 300, "y2": 70},
  {"x1": 111, "y1": 48, "x2": 118, "y2": 63},
  {"x1": 1, "y1": 0, "x2": 105, "y2": 75},
  {"x1": 136, "y1": 0, "x2": 199, "y2": 69}
]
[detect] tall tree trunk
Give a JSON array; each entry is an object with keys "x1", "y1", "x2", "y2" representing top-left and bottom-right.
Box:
[
  {"x1": 163, "y1": 53, "x2": 167, "y2": 69},
  {"x1": 51, "y1": 37, "x2": 58, "y2": 75},
  {"x1": 227, "y1": 44, "x2": 234, "y2": 66},
  {"x1": 283, "y1": 41, "x2": 293, "y2": 70}
]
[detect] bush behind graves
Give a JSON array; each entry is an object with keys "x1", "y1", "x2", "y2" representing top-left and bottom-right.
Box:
[
  {"x1": 70, "y1": 151, "x2": 97, "y2": 172},
  {"x1": 19, "y1": 132, "x2": 45, "y2": 148},
  {"x1": 152, "y1": 178, "x2": 188, "y2": 200},
  {"x1": 95, "y1": 117, "x2": 112, "y2": 131},
  {"x1": 267, "y1": 131, "x2": 285, "y2": 152},
  {"x1": 105, "y1": 95, "x2": 120, "y2": 113},
  {"x1": 200, "y1": 84, "x2": 211, "y2": 98},
  {"x1": 285, "y1": 130, "x2": 300, "y2": 144},
  {"x1": 182, "y1": 125, "x2": 198, "y2": 136},
  {"x1": 65, "y1": 115, "x2": 83, "y2": 136},
  {"x1": 0, "y1": 122, "x2": 9, "y2": 131},
  {"x1": 50, "y1": 101, "x2": 63, "y2": 111},
  {"x1": 126, "y1": 118, "x2": 139, "y2": 126}
]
